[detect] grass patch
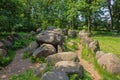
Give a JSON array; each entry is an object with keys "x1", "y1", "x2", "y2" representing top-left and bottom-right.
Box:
[
  {"x1": 70, "y1": 70, "x2": 93, "y2": 80},
  {"x1": 81, "y1": 45, "x2": 120, "y2": 80},
  {"x1": 93, "y1": 36, "x2": 120, "y2": 58},
  {"x1": 10, "y1": 70, "x2": 40, "y2": 80},
  {"x1": 64, "y1": 36, "x2": 80, "y2": 52}
]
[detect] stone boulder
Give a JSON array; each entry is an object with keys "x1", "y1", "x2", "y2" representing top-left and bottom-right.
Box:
[
  {"x1": 34, "y1": 63, "x2": 47, "y2": 77},
  {"x1": 53, "y1": 61, "x2": 84, "y2": 78},
  {"x1": 47, "y1": 26, "x2": 56, "y2": 30},
  {"x1": 68, "y1": 30, "x2": 76, "y2": 37},
  {"x1": 81, "y1": 36, "x2": 93, "y2": 47},
  {"x1": 32, "y1": 44, "x2": 56, "y2": 58},
  {"x1": 0, "y1": 49, "x2": 7, "y2": 57},
  {"x1": 0, "y1": 41, "x2": 6, "y2": 49},
  {"x1": 36, "y1": 31, "x2": 64, "y2": 45},
  {"x1": 27, "y1": 41, "x2": 39, "y2": 55},
  {"x1": 97, "y1": 53, "x2": 120, "y2": 74},
  {"x1": 36, "y1": 28, "x2": 42, "y2": 34},
  {"x1": 96, "y1": 51, "x2": 105, "y2": 60},
  {"x1": 0, "y1": 39, "x2": 12, "y2": 48},
  {"x1": 42, "y1": 70, "x2": 69, "y2": 80},
  {"x1": 88, "y1": 40, "x2": 100, "y2": 53},
  {"x1": 78, "y1": 30, "x2": 90, "y2": 38},
  {"x1": 46, "y1": 52, "x2": 79, "y2": 65}
]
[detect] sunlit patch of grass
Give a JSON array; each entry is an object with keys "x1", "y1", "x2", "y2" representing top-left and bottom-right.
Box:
[
  {"x1": 81, "y1": 45, "x2": 120, "y2": 80},
  {"x1": 93, "y1": 36, "x2": 120, "y2": 58}
]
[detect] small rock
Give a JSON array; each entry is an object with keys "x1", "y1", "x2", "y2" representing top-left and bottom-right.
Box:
[
  {"x1": 47, "y1": 26, "x2": 56, "y2": 30},
  {"x1": 68, "y1": 30, "x2": 76, "y2": 37},
  {"x1": 1, "y1": 39, "x2": 12, "y2": 48},
  {"x1": 0, "y1": 49, "x2": 7, "y2": 57},
  {"x1": 34, "y1": 63, "x2": 47, "y2": 77}
]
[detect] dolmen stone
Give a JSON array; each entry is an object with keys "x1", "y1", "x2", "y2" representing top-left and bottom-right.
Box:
[
  {"x1": 27, "y1": 41, "x2": 39, "y2": 55},
  {"x1": 36, "y1": 31, "x2": 64, "y2": 45},
  {"x1": 78, "y1": 29, "x2": 90, "y2": 38},
  {"x1": 46, "y1": 52, "x2": 79, "y2": 65},
  {"x1": 32, "y1": 44, "x2": 56, "y2": 58},
  {"x1": 88, "y1": 40, "x2": 100, "y2": 53},
  {"x1": 97, "y1": 53, "x2": 120, "y2": 74},
  {"x1": 53, "y1": 61, "x2": 84, "y2": 78},
  {"x1": 42, "y1": 70, "x2": 69, "y2": 80}
]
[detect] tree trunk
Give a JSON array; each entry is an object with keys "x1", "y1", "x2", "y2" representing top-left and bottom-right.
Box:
[
  {"x1": 107, "y1": 0, "x2": 113, "y2": 31},
  {"x1": 88, "y1": 15, "x2": 91, "y2": 33}
]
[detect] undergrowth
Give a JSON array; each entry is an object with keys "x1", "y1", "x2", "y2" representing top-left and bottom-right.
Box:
[
  {"x1": 0, "y1": 32, "x2": 34, "y2": 67},
  {"x1": 81, "y1": 45, "x2": 120, "y2": 80}
]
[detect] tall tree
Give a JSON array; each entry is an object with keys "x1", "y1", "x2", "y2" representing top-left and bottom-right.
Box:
[{"x1": 107, "y1": 0, "x2": 113, "y2": 31}]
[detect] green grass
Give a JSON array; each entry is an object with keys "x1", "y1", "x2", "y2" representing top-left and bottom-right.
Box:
[
  {"x1": 93, "y1": 36, "x2": 120, "y2": 58},
  {"x1": 70, "y1": 70, "x2": 93, "y2": 80},
  {"x1": 64, "y1": 36, "x2": 80, "y2": 52},
  {"x1": 10, "y1": 70, "x2": 40, "y2": 80},
  {"x1": 81, "y1": 45, "x2": 120, "y2": 80}
]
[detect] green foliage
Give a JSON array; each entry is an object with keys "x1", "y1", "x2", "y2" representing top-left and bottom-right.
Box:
[
  {"x1": 0, "y1": 33, "x2": 34, "y2": 67},
  {"x1": 30, "y1": 57, "x2": 46, "y2": 64},
  {"x1": 10, "y1": 70, "x2": 40, "y2": 80},
  {"x1": 13, "y1": 33, "x2": 34, "y2": 50},
  {"x1": 81, "y1": 45, "x2": 120, "y2": 80},
  {"x1": 0, "y1": 49, "x2": 15, "y2": 67},
  {"x1": 93, "y1": 34, "x2": 120, "y2": 58},
  {"x1": 70, "y1": 70, "x2": 93, "y2": 80},
  {"x1": 22, "y1": 51, "x2": 29, "y2": 59}
]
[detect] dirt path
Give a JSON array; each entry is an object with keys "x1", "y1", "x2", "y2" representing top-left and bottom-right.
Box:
[
  {"x1": 0, "y1": 48, "x2": 40, "y2": 80},
  {"x1": 76, "y1": 44, "x2": 102, "y2": 80}
]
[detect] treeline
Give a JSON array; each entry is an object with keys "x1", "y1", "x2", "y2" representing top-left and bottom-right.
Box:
[{"x1": 0, "y1": 0, "x2": 120, "y2": 32}]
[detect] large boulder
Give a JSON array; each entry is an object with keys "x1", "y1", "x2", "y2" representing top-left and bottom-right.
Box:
[
  {"x1": 0, "y1": 39, "x2": 12, "y2": 48},
  {"x1": 88, "y1": 40, "x2": 100, "y2": 53},
  {"x1": 34, "y1": 63, "x2": 47, "y2": 77},
  {"x1": 96, "y1": 51, "x2": 105, "y2": 60},
  {"x1": 32, "y1": 44, "x2": 56, "y2": 58},
  {"x1": 68, "y1": 30, "x2": 76, "y2": 37},
  {"x1": 78, "y1": 30, "x2": 90, "y2": 38},
  {"x1": 46, "y1": 52, "x2": 79, "y2": 65},
  {"x1": 97, "y1": 53, "x2": 120, "y2": 74},
  {"x1": 36, "y1": 31, "x2": 64, "y2": 45},
  {"x1": 42, "y1": 70, "x2": 69, "y2": 80},
  {"x1": 0, "y1": 49, "x2": 7, "y2": 57},
  {"x1": 53, "y1": 61, "x2": 84, "y2": 78},
  {"x1": 27, "y1": 41, "x2": 39, "y2": 55}
]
